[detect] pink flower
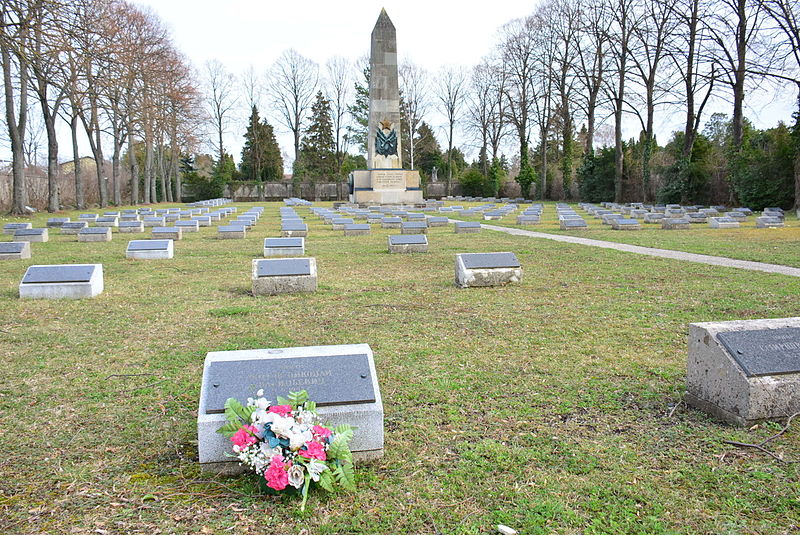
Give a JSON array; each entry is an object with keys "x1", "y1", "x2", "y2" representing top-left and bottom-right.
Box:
[
  {"x1": 312, "y1": 425, "x2": 332, "y2": 439},
  {"x1": 264, "y1": 455, "x2": 288, "y2": 491},
  {"x1": 230, "y1": 425, "x2": 258, "y2": 449},
  {"x1": 268, "y1": 405, "x2": 292, "y2": 417},
  {"x1": 298, "y1": 441, "x2": 327, "y2": 461}
]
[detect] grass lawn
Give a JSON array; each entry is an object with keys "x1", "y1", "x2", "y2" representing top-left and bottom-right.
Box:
[
  {"x1": 450, "y1": 202, "x2": 800, "y2": 268},
  {"x1": 1, "y1": 201, "x2": 799, "y2": 534}
]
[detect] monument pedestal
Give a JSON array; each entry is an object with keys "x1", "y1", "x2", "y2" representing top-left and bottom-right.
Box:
[{"x1": 350, "y1": 169, "x2": 424, "y2": 205}]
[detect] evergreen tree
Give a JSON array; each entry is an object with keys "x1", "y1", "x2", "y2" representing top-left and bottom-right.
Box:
[
  {"x1": 240, "y1": 106, "x2": 284, "y2": 183},
  {"x1": 296, "y1": 91, "x2": 337, "y2": 180},
  {"x1": 347, "y1": 65, "x2": 370, "y2": 154},
  {"x1": 414, "y1": 122, "x2": 443, "y2": 178}
]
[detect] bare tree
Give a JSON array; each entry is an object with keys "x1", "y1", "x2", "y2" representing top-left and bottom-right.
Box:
[
  {"x1": 604, "y1": 0, "x2": 637, "y2": 202},
  {"x1": 670, "y1": 0, "x2": 717, "y2": 203},
  {"x1": 204, "y1": 59, "x2": 238, "y2": 163},
  {"x1": 268, "y1": 49, "x2": 318, "y2": 167},
  {"x1": 434, "y1": 65, "x2": 468, "y2": 195},
  {"x1": 500, "y1": 16, "x2": 538, "y2": 198},
  {"x1": 325, "y1": 56, "x2": 351, "y2": 173},
  {"x1": 628, "y1": 0, "x2": 679, "y2": 200},
  {"x1": 1, "y1": 0, "x2": 31, "y2": 214},
  {"x1": 530, "y1": 12, "x2": 557, "y2": 199},
  {"x1": 575, "y1": 0, "x2": 612, "y2": 155},
  {"x1": 399, "y1": 59, "x2": 428, "y2": 171}
]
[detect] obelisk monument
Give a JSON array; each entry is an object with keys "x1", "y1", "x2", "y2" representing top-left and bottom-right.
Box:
[{"x1": 349, "y1": 9, "x2": 423, "y2": 205}]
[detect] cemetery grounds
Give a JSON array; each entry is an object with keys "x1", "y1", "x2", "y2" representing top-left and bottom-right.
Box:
[{"x1": 0, "y1": 201, "x2": 798, "y2": 534}]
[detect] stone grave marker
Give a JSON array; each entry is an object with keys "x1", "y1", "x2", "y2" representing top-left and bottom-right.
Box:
[
  {"x1": 14, "y1": 228, "x2": 48, "y2": 242},
  {"x1": 126, "y1": 239, "x2": 174, "y2": 260},
  {"x1": 4, "y1": 222, "x2": 32, "y2": 235},
  {"x1": 197, "y1": 343, "x2": 384, "y2": 472},
  {"x1": 0, "y1": 241, "x2": 31, "y2": 260},
  {"x1": 19, "y1": 263, "x2": 103, "y2": 299},
  {"x1": 611, "y1": 218, "x2": 641, "y2": 230},
  {"x1": 455, "y1": 221, "x2": 481, "y2": 234},
  {"x1": 46, "y1": 217, "x2": 70, "y2": 228},
  {"x1": 401, "y1": 221, "x2": 428, "y2": 234},
  {"x1": 264, "y1": 237, "x2": 305, "y2": 257},
  {"x1": 388, "y1": 234, "x2": 428, "y2": 253},
  {"x1": 176, "y1": 220, "x2": 200, "y2": 233},
  {"x1": 756, "y1": 216, "x2": 784, "y2": 228},
  {"x1": 381, "y1": 217, "x2": 402, "y2": 229},
  {"x1": 455, "y1": 252, "x2": 522, "y2": 288},
  {"x1": 119, "y1": 221, "x2": 145, "y2": 233},
  {"x1": 252, "y1": 257, "x2": 317, "y2": 295},
  {"x1": 152, "y1": 226, "x2": 183, "y2": 240},
  {"x1": 427, "y1": 216, "x2": 449, "y2": 227},
  {"x1": 662, "y1": 217, "x2": 691, "y2": 230},
  {"x1": 60, "y1": 221, "x2": 89, "y2": 235},
  {"x1": 709, "y1": 217, "x2": 740, "y2": 229},
  {"x1": 94, "y1": 216, "x2": 119, "y2": 228},
  {"x1": 344, "y1": 223, "x2": 371, "y2": 236},
  {"x1": 560, "y1": 218, "x2": 588, "y2": 230},
  {"x1": 686, "y1": 318, "x2": 800, "y2": 426},
  {"x1": 78, "y1": 227, "x2": 112, "y2": 242}
]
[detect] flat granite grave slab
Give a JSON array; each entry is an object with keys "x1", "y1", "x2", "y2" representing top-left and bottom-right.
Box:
[
  {"x1": 264, "y1": 237, "x2": 305, "y2": 257},
  {"x1": 0, "y1": 241, "x2": 31, "y2": 260},
  {"x1": 14, "y1": 228, "x2": 48, "y2": 242},
  {"x1": 152, "y1": 227, "x2": 183, "y2": 240},
  {"x1": 517, "y1": 215, "x2": 540, "y2": 225},
  {"x1": 709, "y1": 217, "x2": 740, "y2": 229},
  {"x1": 401, "y1": 221, "x2": 428, "y2": 234},
  {"x1": 344, "y1": 224, "x2": 371, "y2": 236},
  {"x1": 78, "y1": 227, "x2": 112, "y2": 242},
  {"x1": 143, "y1": 217, "x2": 166, "y2": 227},
  {"x1": 219, "y1": 225, "x2": 246, "y2": 239},
  {"x1": 662, "y1": 217, "x2": 691, "y2": 230},
  {"x1": 47, "y1": 217, "x2": 70, "y2": 228},
  {"x1": 198, "y1": 343, "x2": 384, "y2": 472},
  {"x1": 686, "y1": 317, "x2": 800, "y2": 426},
  {"x1": 175, "y1": 220, "x2": 200, "y2": 232},
  {"x1": 756, "y1": 216, "x2": 784, "y2": 228},
  {"x1": 560, "y1": 219, "x2": 588, "y2": 230},
  {"x1": 381, "y1": 217, "x2": 402, "y2": 229},
  {"x1": 280, "y1": 222, "x2": 308, "y2": 237},
  {"x1": 427, "y1": 216, "x2": 449, "y2": 227},
  {"x1": 388, "y1": 234, "x2": 428, "y2": 253},
  {"x1": 118, "y1": 221, "x2": 145, "y2": 233},
  {"x1": 126, "y1": 239, "x2": 174, "y2": 260},
  {"x1": 252, "y1": 257, "x2": 317, "y2": 295},
  {"x1": 19, "y1": 263, "x2": 103, "y2": 299},
  {"x1": 611, "y1": 218, "x2": 641, "y2": 230},
  {"x1": 455, "y1": 252, "x2": 523, "y2": 288},
  {"x1": 94, "y1": 217, "x2": 119, "y2": 228},
  {"x1": 60, "y1": 221, "x2": 89, "y2": 235},
  {"x1": 455, "y1": 221, "x2": 481, "y2": 233},
  {"x1": 4, "y1": 222, "x2": 32, "y2": 235}
]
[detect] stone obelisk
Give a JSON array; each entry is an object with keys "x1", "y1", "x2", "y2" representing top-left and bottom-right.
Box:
[
  {"x1": 349, "y1": 9, "x2": 422, "y2": 205},
  {"x1": 368, "y1": 9, "x2": 401, "y2": 170}
]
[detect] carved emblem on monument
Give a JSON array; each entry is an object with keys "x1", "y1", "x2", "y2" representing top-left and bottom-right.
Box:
[{"x1": 375, "y1": 119, "x2": 397, "y2": 157}]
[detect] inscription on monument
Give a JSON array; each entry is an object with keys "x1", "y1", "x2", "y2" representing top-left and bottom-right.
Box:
[
  {"x1": 718, "y1": 327, "x2": 800, "y2": 377},
  {"x1": 204, "y1": 354, "x2": 376, "y2": 413},
  {"x1": 373, "y1": 170, "x2": 405, "y2": 190}
]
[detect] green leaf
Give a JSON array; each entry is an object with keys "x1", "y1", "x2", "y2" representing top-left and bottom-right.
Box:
[
  {"x1": 288, "y1": 390, "x2": 308, "y2": 408},
  {"x1": 216, "y1": 420, "x2": 241, "y2": 438},
  {"x1": 276, "y1": 396, "x2": 290, "y2": 405},
  {"x1": 305, "y1": 401, "x2": 317, "y2": 413},
  {"x1": 224, "y1": 398, "x2": 253, "y2": 425},
  {"x1": 327, "y1": 435, "x2": 353, "y2": 463},
  {"x1": 317, "y1": 469, "x2": 335, "y2": 493},
  {"x1": 333, "y1": 462, "x2": 356, "y2": 491}
]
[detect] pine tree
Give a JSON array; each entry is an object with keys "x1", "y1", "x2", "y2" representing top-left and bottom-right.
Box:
[
  {"x1": 297, "y1": 91, "x2": 337, "y2": 180},
  {"x1": 240, "y1": 106, "x2": 283, "y2": 183},
  {"x1": 346, "y1": 65, "x2": 370, "y2": 155}
]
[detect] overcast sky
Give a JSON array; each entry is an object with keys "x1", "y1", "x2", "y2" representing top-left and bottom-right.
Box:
[{"x1": 4, "y1": 1, "x2": 797, "y2": 167}]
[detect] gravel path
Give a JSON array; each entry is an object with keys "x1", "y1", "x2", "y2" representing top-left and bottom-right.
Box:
[{"x1": 478, "y1": 223, "x2": 800, "y2": 278}]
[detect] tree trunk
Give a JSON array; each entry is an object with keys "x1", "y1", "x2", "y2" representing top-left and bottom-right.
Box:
[
  {"x1": 158, "y1": 145, "x2": 168, "y2": 203},
  {"x1": 614, "y1": 87, "x2": 625, "y2": 203},
  {"x1": 112, "y1": 137, "x2": 122, "y2": 206},
  {"x1": 72, "y1": 115, "x2": 84, "y2": 209},
  {"x1": 2, "y1": 33, "x2": 28, "y2": 215},
  {"x1": 44, "y1": 110, "x2": 59, "y2": 212},
  {"x1": 143, "y1": 127, "x2": 153, "y2": 204},
  {"x1": 128, "y1": 131, "x2": 139, "y2": 205}
]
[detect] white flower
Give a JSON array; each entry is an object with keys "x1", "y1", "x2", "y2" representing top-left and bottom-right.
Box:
[
  {"x1": 270, "y1": 415, "x2": 294, "y2": 438},
  {"x1": 296, "y1": 410, "x2": 317, "y2": 425},
  {"x1": 252, "y1": 409, "x2": 277, "y2": 425},
  {"x1": 287, "y1": 464, "x2": 305, "y2": 489},
  {"x1": 255, "y1": 397, "x2": 270, "y2": 410},
  {"x1": 306, "y1": 461, "x2": 327, "y2": 482},
  {"x1": 289, "y1": 429, "x2": 313, "y2": 451},
  {"x1": 256, "y1": 389, "x2": 264, "y2": 397}
]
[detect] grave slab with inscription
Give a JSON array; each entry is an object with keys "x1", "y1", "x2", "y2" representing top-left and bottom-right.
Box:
[
  {"x1": 198, "y1": 343, "x2": 384, "y2": 472},
  {"x1": 78, "y1": 227, "x2": 112, "y2": 242},
  {"x1": 0, "y1": 241, "x2": 31, "y2": 260},
  {"x1": 686, "y1": 317, "x2": 800, "y2": 426},
  {"x1": 252, "y1": 257, "x2": 317, "y2": 296},
  {"x1": 388, "y1": 233, "x2": 428, "y2": 253},
  {"x1": 264, "y1": 237, "x2": 305, "y2": 257},
  {"x1": 455, "y1": 252, "x2": 523, "y2": 288},
  {"x1": 126, "y1": 239, "x2": 174, "y2": 260},
  {"x1": 19, "y1": 263, "x2": 103, "y2": 299}
]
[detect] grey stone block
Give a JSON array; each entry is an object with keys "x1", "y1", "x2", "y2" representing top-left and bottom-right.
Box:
[
  {"x1": 19, "y1": 263, "x2": 103, "y2": 299},
  {"x1": 686, "y1": 317, "x2": 800, "y2": 426},
  {"x1": 252, "y1": 257, "x2": 317, "y2": 296},
  {"x1": 455, "y1": 252, "x2": 522, "y2": 288},
  {"x1": 78, "y1": 228, "x2": 112, "y2": 242},
  {"x1": 198, "y1": 343, "x2": 384, "y2": 472},
  {"x1": 0, "y1": 241, "x2": 31, "y2": 260}
]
